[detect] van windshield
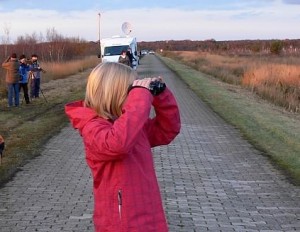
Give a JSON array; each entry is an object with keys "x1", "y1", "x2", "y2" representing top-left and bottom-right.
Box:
[{"x1": 104, "y1": 45, "x2": 129, "y2": 56}]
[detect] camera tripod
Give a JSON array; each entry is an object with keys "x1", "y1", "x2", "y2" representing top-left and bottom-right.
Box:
[{"x1": 28, "y1": 72, "x2": 48, "y2": 103}]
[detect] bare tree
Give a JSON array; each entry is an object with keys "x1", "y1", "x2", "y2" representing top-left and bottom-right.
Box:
[
  {"x1": 45, "y1": 27, "x2": 68, "y2": 62},
  {"x1": 15, "y1": 32, "x2": 39, "y2": 56},
  {"x1": 2, "y1": 23, "x2": 11, "y2": 57}
]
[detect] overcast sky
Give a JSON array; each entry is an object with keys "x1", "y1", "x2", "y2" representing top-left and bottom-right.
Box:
[{"x1": 0, "y1": 0, "x2": 299, "y2": 42}]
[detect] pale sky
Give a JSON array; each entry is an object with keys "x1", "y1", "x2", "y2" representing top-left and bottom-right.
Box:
[{"x1": 0, "y1": 0, "x2": 299, "y2": 42}]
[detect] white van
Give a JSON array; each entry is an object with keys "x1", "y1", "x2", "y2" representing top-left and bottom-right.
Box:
[{"x1": 100, "y1": 36, "x2": 139, "y2": 69}]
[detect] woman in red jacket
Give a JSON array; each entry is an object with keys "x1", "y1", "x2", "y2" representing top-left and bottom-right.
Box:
[{"x1": 65, "y1": 62, "x2": 181, "y2": 232}]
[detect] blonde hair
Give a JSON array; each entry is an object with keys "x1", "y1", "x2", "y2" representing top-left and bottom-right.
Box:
[{"x1": 85, "y1": 62, "x2": 137, "y2": 120}]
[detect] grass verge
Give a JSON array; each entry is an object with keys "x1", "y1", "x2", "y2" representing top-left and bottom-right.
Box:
[
  {"x1": 0, "y1": 69, "x2": 89, "y2": 186},
  {"x1": 159, "y1": 55, "x2": 300, "y2": 185}
]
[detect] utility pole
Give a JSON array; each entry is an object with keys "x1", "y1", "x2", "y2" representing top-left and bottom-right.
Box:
[{"x1": 98, "y1": 12, "x2": 102, "y2": 62}]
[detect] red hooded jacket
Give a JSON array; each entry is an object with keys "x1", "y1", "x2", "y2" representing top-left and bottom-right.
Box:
[{"x1": 65, "y1": 87, "x2": 181, "y2": 232}]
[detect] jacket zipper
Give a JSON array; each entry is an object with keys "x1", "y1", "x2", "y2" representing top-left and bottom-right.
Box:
[{"x1": 118, "y1": 190, "x2": 122, "y2": 220}]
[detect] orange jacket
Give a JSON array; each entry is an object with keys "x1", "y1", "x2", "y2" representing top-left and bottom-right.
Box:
[
  {"x1": 65, "y1": 87, "x2": 180, "y2": 231},
  {"x1": 2, "y1": 58, "x2": 20, "y2": 84}
]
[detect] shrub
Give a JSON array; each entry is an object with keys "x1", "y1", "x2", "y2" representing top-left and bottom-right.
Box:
[{"x1": 270, "y1": 40, "x2": 283, "y2": 55}]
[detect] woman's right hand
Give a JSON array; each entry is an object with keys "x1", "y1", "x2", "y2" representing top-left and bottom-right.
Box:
[
  {"x1": 132, "y1": 77, "x2": 163, "y2": 89},
  {"x1": 132, "y1": 78, "x2": 152, "y2": 89}
]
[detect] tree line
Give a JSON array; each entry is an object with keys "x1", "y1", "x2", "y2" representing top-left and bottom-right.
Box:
[
  {"x1": 138, "y1": 39, "x2": 300, "y2": 56},
  {"x1": 0, "y1": 27, "x2": 99, "y2": 63}
]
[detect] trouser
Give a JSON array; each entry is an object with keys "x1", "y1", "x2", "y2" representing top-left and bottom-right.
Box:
[
  {"x1": 30, "y1": 78, "x2": 40, "y2": 98},
  {"x1": 7, "y1": 83, "x2": 20, "y2": 107},
  {"x1": 19, "y1": 83, "x2": 30, "y2": 104}
]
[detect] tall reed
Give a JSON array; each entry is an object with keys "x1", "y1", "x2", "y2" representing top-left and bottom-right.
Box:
[
  {"x1": 243, "y1": 63, "x2": 300, "y2": 111},
  {"x1": 41, "y1": 56, "x2": 99, "y2": 82},
  {"x1": 163, "y1": 51, "x2": 300, "y2": 112}
]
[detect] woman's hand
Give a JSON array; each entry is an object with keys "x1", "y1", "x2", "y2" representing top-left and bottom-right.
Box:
[
  {"x1": 132, "y1": 78, "x2": 152, "y2": 89},
  {"x1": 132, "y1": 77, "x2": 163, "y2": 89}
]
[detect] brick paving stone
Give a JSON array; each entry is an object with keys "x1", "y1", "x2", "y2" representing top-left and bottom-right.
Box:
[{"x1": 0, "y1": 55, "x2": 299, "y2": 231}]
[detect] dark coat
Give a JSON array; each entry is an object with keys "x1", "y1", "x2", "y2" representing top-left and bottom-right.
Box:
[{"x1": 118, "y1": 55, "x2": 131, "y2": 66}]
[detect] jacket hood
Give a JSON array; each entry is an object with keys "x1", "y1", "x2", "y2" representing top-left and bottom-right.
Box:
[{"x1": 65, "y1": 100, "x2": 99, "y2": 132}]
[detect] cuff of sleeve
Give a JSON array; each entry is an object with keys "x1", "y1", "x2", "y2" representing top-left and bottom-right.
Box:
[
  {"x1": 128, "y1": 85, "x2": 149, "y2": 93},
  {"x1": 152, "y1": 87, "x2": 172, "y2": 104},
  {"x1": 127, "y1": 86, "x2": 154, "y2": 102}
]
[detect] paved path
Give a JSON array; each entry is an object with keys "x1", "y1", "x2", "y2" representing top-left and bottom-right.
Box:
[{"x1": 0, "y1": 55, "x2": 299, "y2": 232}]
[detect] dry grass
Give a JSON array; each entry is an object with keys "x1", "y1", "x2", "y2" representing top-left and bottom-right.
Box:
[
  {"x1": 41, "y1": 56, "x2": 99, "y2": 81},
  {"x1": 243, "y1": 64, "x2": 300, "y2": 111},
  {"x1": 163, "y1": 51, "x2": 300, "y2": 112}
]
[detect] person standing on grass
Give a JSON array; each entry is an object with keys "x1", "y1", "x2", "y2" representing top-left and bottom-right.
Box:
[
  {"x1": 65, "y1": 62, "x2": 181, "y2": 232},
  {"x1": 1, "y1": 53, "x2": 20, "y2": 107},
  {"x1": 19, "y1": 54, "x2": 30, "y2": 104},
  {"x1": 29, "y1": 54, "x2": 42, "y2": 99}
]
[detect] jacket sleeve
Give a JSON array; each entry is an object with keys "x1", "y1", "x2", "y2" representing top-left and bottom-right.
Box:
[
  {"x1": 29, "y1": 64, "x2": 40, "y2": 72},
  {"x1": 2, "y1": 61, "x2": 9, "y2": 69},
  {"x1": 2, "y1": 57, "x2": 10, "y2": 68},
  {"x1": 82, "y1": 88, "x2": 154, "y2": 161},
  {"x1": 144, "y1": 87, "x2": 181, "y2": 147}
]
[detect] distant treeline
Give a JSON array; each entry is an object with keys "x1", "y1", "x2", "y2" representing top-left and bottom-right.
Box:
[
  {"x1": 0, "y1": 41, "x2": 98, "y2": 63},
  {"x1": 0, "y1": 28, "x2": 99, "y2": 63},
  {"x1": 138, "y1": 39, "x2": 300, "y2": 55}
]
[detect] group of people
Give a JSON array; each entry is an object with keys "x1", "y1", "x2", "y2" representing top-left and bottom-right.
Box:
[
  {"x1": 118, "y1": 47, "x2": 135, "y2": 68},
  {"x1": 2, "y1": 53, "x2": 43, "y2": 107}
]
